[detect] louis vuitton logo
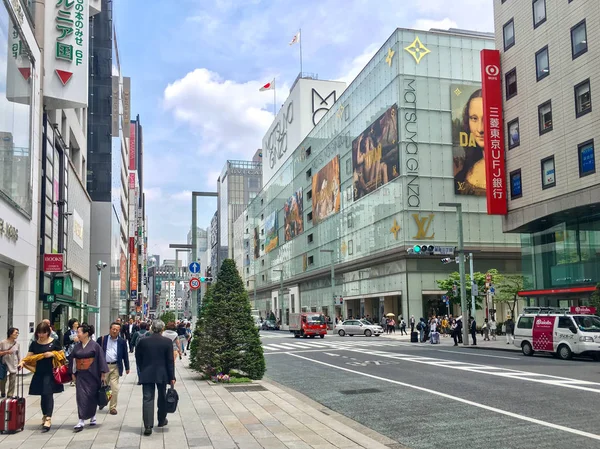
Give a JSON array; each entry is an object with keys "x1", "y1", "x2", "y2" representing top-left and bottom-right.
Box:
[
  {"x1": 412, "y1": 213, "x2": 435, "y2": 240},
  {"x1": 457, "y1": 182, "x2": 467, "y2": 191}
]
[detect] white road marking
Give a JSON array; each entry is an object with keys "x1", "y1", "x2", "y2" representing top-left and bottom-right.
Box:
[
  {"x1": 324, "y1": 353, "x2": 340, "y2": 357},
  {"x1": 288, "y1": 353, "x2": 600, "y2": 442},
  {"x1": 434, "y1": 349, "x2": 521, "y2": 360}
]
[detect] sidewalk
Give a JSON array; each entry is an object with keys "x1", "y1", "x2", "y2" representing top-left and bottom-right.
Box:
[
  {"x1": 379, "y1": 331, "x2": 521, "y2": 353},
  {"x1": 0, "y1": 354, "x2": 403, "y2": 449}
]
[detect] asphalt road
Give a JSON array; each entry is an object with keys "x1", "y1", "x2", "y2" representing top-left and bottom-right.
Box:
[{"x1": 260, "y1": 331, "x2": 600, "y2": 449}]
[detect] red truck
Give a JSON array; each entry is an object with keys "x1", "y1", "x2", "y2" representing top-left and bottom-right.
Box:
[{"x1": 289, "y1": 313, "x2": 327, "y2": 338}]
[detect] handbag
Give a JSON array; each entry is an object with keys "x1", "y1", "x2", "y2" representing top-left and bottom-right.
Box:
[
  {"x1": 97, "y1": 383, "x2": 111, "y2": 408},
  {"x1": 53, "y1": 364, "x2": 72, "y2": 385},
  {"x1": 165, "y1": 385, "x2": 179, "y2": 414},
  {"x1": 0, "y1": 362, "x2": 6, "y2": 380}
]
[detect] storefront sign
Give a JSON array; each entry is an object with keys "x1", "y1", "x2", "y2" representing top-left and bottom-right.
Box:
[
  {"x1": 129, "y1": 122, "x2": 136, "y2": 170},
  {"x1": 73, "y1": 209, "x2": 83, "y2": 249},
  {"x1": 120, "y1": 251, "x2": 127, "y2": 298},
  {"x1": 570, "y1": 306, "x2": 597, "y2": 315},
  {"x1": 43, "y1": 0, "x2": 89, "y2": 109},
  {"x1": 111, "y1": 75, "x2": 119, "y2": 135},
  {"x1": 403, "y1": 78, "x2": 420, "y2": 208},
  {"x1": 44, "y1": 254, "x2": 64, "y2": 272},
  {"x1": 6, "y1": 25, "x2": 32, "y2": 105},
  {"x1": 481, "y1": 50, "x2": 507, "y2": 215},
  {"x1": 123, "y1": 77, "x2": 131, "y2": 126},
  {"x1": 0, "y1": 218, "x2": 19, "y2": 242},
  {"x1": 130, "y1": 250, "x2": 138, "y2": 297},
  {"x1": 412, "y1": 213, "x2": 435, "y2": 240}
]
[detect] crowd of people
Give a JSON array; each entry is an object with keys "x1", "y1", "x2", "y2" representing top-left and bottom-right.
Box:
[{"x1": 0, "y1": 317, "x2": 181, "y2": 436}]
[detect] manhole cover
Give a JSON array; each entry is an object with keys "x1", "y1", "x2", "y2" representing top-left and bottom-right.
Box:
[
  {"x1": 339, "y1": 388, "x2": 382, "y2": 395},
  {"x1": 224, "y1": 385, "x2": 268, "y2": 392}
]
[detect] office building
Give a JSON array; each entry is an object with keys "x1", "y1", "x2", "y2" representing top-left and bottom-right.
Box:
[
  {"x1": 241, "y1": 28, "x2": 522, "y2": 326},
  {"x1": 494, "y1": 0, "x2": 600, "y2": 305}
]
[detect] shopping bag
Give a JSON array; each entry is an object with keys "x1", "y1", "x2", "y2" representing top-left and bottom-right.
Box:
[
  {"x1": 165, "y1": 386, "x2": 179, "y2": 414},
  {"x1": 53, "y1": 364, "x2": 72, "y2": 385},
  {"x1": 97, "y1": 384, "x2": 112, "y2": 408}
]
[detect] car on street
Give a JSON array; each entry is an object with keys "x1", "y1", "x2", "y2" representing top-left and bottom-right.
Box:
[
  {"x1": 261, "y1": 319, "x2": 280, "y2": 331},
  {"x1": 335, "y1": 319, "x2": 384, "y2": 337}
]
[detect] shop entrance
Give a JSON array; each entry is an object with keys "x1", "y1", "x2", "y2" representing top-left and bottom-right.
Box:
[{"x1": 0, "y1": 264, "x2": 15, "y2": 331}]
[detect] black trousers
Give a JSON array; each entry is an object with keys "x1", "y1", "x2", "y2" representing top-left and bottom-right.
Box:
[
  {"x1": 142, "y1": 383, "x2": 167, "y2": 429},
  {"x1": 40, "y1": 393, "x2": 54, "y2": 417},
  {"x1": 471, "y1": 330, "x2": 477, "y2": 345}
]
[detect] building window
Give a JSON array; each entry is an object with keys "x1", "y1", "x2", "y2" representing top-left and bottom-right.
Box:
[
  {"x1": 261, "y1": 244, "x2": 264, "y2": 251},
  {"x1": 541, "y1": 156, "x2": 556, "y2": 189},
  {"x1": 505, "y1": 69, "x2": 517, "y2": 99},
  {"x1": 503, "y1": 19, "x2": 515, "y2": 51},
  {"x1": 535, "y1": 46, "x2": 549, "y2": 81},
  {"x1": 574, "y1": 79, "x2": 592, "y2": 117},
  {"x1": 261, "y1": 259, "x2": 265, "y2": 266},
  {"x1": 307, "y1": 190, "x2": 312, "y2": 200},
  {"x1": 305, "y1": 147, "x2": 312, "y2": 157},
  {"x1": 260, "y1": 214, "x2": 263, "y2": 220},
  {"x1": 347, "y1": 212, "x2": 354, "y2": 228},
  {"x1": 533, "y1": 0, "x2": 546, "y2": 28},
  {"x1": 538, "y1": 101, "x2": 553, "y2": 134},
  {"x1": 307, "y1": 211, "x2": 313, "y2": 222},
  {"x1": 578, "y1": 140, "x2": 596, "y2": 177},
  {"x1": 510, "y1": 170, "x2": 522, "y2": 199},
  {"x1": 306, "y1": 168, "x2": 312, "y2": 179},
  {"x1": 261, "y1": 229, "x2": 264, "y2": 235},
  {"x1": 571, "y1": 20, "x2": 587, "y2": 59},
  {"x1": 262, "y1": 275, "x2": 265, "y2": 281},
  {"x1": 307, "y1": 256, "x2": 314, "y2": 265},
  {"x1": 507, "y1": 118, "x2": 520, "y2": 149},
  {"x1": 260, "y1": 198, "x2": 263, "y2": 205},
  {"x1": 307, "y1": 234, "x2": 313, "y2": 244},
  {"x1": 348, "y1": 240, "x2": 354, "y2": 255}
]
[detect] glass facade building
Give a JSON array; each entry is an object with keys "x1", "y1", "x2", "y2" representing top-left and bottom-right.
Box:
[{"x1": 244, "y1": 28, "x2": 521, "y2": 324}]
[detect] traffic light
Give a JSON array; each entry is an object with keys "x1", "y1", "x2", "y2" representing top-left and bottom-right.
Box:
[
  {"x1": 200, "y1": 277, "x2": 213, "y2": 283},
  {"x1": 441, "y1": 257, "x2": 453, "y2": 264},
  {"x1": 412, "y1": 245, "x2": 435, "y2": 255}
]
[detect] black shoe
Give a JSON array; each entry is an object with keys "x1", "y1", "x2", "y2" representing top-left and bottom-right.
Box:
[
  {"x1": 137, "y1": 382, "x2": 142, "y2": 385},
  {"x1": 74, "y1": 425, "x2": 83, "y2": 433},
  {"x1": 157, "y1": 419, "x2": 168, "y2": 427},
  {"x1": 144, "y1": 427, "x2": 152, "y2": 436}
]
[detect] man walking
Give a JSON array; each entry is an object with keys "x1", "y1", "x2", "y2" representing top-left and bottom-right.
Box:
[
  {"x1": 136, "y1": 320, "x2": 175, "y2": 436},
  {"x1": 97, "y1": 322, "x2": 130, "y2": 415},
  {"x1": 505, "y1": 315, "x2": 515, "y2": 345},
  {"x1": 469, "y1": 316, "x2": 477, "y2": 346}
]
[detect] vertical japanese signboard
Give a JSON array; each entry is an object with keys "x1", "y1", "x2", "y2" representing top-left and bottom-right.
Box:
[
  {"x1": 43, "y1": 0, "x2": 89, "y2": 109},
  {"x1": 130, "y1": 250, "x2": 138, "y2": 300},
  {"x1": 111, "y1": 76, "x2": 120, "y2": 135},
  {"x1": 123, "y1": 77, "x2": 131, "y2": 126},
  {"x1": 120, "y1": 251, "x2": 127, "y2": 299},
  {"x1": 6, "y1": 25, "x2": 32, "y2": 104},
  {"x1": 480, "y1": 50, "x2": 507, "y2": 215},
  {"x1": 129, "y1": 122, "x2": 136, "y2": 170}
]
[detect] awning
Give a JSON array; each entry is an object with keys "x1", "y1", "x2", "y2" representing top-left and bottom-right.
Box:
[
  {"x1": 518, "y1": 286, "x2": 596, "y2": 297},
  {"x1": 46, "y1": 294, "x2": 98, "y2": 313},
  {"x1": 343, "y1": 291, "x2": 402, "y2": 300}
]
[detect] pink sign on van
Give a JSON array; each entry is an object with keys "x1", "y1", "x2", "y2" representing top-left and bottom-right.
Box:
[
  {"x1": 570, "y1": 306, "x2": 597, "y2": 315},
  {"x1": 532, "y1": 316, "x2": 556, "y2": 351}
]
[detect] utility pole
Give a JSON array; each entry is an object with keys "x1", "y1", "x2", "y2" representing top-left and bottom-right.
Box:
[
  {"x1": 95, "y1": 261, "x2": 106, "y2": 337},
  {"x1": 469, "y1": 252, "x2": 475, "y2": 316},
  {"x1": 439, "y1": 203, "x2": 469, "y2": 346}
]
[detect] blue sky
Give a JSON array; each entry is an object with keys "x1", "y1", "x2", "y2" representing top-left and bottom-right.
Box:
[{"x1": 112, "y1": 0, "x2": 494, "y2": 262}]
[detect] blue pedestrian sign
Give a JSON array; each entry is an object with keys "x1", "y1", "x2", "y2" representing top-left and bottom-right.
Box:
[{"x1": 189, "y1": 262, "x2": 201, "y2": 274}]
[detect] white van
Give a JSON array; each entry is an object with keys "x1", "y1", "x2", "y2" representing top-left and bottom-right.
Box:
[{"x1": 514, "y1": 307, "x2": 600, "y2": 360}]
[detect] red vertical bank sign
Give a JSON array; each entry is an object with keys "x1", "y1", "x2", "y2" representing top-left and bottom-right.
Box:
[
  {"x1": 532, "y1": 316, "x2": 556, "y2": 351},
  {"x1": 480, "y1": 50, "x2": 507, "y2": 215},
  {"x1": 129, "y1": 122, "x2": 136, "y2": 170}
]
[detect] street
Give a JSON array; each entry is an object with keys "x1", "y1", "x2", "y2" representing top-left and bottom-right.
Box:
[{"x1": 261, "y1": 331, "x2": 600, "y2": 449}]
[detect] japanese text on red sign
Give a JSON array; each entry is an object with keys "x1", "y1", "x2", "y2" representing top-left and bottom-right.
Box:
[{"x1": 489, "y1": 106, "x2": 503, "y2": 200}]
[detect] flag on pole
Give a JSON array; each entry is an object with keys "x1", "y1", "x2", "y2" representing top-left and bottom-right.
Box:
[
  {"x1": 289, "y1": 30, "x2": 301, "y2": 46},
  {"x1": 259, "y1": 79, "x2": 275, "y2": 91}
]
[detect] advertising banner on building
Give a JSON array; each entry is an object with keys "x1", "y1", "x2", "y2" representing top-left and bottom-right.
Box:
[
  {"x1": 129, "y1": 122, "x2": 136, "y2": 170},
  {"x1": 352, "y1": 104, "x2": 399, "y2": 201},
  {"x1": 284, "y1": 188, "x2": 303, "y2": 242},
  {"x1": 43, "y1": 254, "x2": 64, "y2": 272},
  {"x1": 123, "y1": 77, "x2": 131, "y2": 126},
  {"x1": 264, "y1": 211, "x2": 279, "y2": 253},
  {"x1": 532, "y1": 316, "x2": 556, "y2": 351},
  {"x1": 43, "y1": 0, "x2": 90, "y2": 109},
  {"x1": 253, "y1": 227, "x2": 260, "y2": 259},
  {"x1": 130, "y1": 250, "x2": 138, "y2": 298},
  {"x1": 481, "y1": 49, "x2": 507, "y2": 215},
  {"x1": 6, "y1": 25, "x2": 32, "y2": 105},
  {"x1": 451, "y1": 83, "x2": 485, "y2": 196},
  {"x1": 72, "y1": 209, "x2": 84, "y2": 249},
  {"x1": 111, "y1": 76, "x2": 119, "y2": 135},
  {"x1": 312, "y1": 156, "x2": 341, "y2": 225},
  {"x1": 120, "y1": 251, "x2": 127, "y2": 298}
]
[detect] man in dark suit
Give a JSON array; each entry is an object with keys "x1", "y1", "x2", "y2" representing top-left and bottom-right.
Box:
[
  {"x1": 97, "y1": 322, "x2": 130, "y2": 415},
  {"x1": 136, "y1": 320, "x2": 176, "y2": 436}
]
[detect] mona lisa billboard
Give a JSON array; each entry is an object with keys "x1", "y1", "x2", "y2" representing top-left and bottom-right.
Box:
[{"x1": 451, "y1": 84, "x2": 485, "y2": 196}]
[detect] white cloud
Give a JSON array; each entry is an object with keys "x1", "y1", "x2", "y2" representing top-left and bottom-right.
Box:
[
  {"x1": 163, "y1": 68, "x2": 275, "y2": 159},
  {"x1": 412, "y1": 18, "x2": 458, "y2": 32},
  {"x1": 144, "y1": 187, "x2": 162, "y2": 201},
  {"x1": 336, "y1": 44, "x2": 379, "y2": 85},
  {"x1": 171, "y1": 190, "x2": 193, "y2": 201}
]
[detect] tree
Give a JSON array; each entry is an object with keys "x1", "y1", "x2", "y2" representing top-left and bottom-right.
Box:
[
  {"x1": 191, "y1": 259, "x2": 265, "y2": 379},
  {"x1": 190, "y1": 284, "x2": 213, "y2": 370},
  {"x1": 159, "y1": 311, "x2": 176, "y2": 325},
  {"x1": 494, "y1": 274, "x2": 524, "y2": 319},
  {"x1": 589, "y1": 283, "x2": 600, "y2": 311},
  {"x1": 436, "y1": 269, "x2": 501, "y2": 316}
]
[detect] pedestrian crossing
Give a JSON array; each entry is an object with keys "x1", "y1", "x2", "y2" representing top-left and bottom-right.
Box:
[{"x1": 262, "y1": 339, "x2": 400, "y2": 353}]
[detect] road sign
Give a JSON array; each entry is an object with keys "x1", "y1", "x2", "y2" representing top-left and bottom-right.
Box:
[
  {"x1": 489, "y1": 286, "x2": 495, "y2": 295},
  {"x1": 189, "y1": 262, "x2": 200, "y2": 274},
  {"x1": 189, "y1": 277, "x2": 200, "y2": 290},
  {"x1": 472, "y1": 283, "x2": 479, "y2": 296}
]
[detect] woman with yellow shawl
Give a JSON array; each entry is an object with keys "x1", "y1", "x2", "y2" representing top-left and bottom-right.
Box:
[{"x1": 19, "y1": 321, "x2": 65, "y2": 432}]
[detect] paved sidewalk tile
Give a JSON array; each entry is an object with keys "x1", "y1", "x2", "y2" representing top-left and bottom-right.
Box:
[{"x1": 0, "y1": 354, "x2": 400, "y2": 449}]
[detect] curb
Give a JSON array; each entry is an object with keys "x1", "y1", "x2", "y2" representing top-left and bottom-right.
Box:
[{"x1": 463, "y1": 345, "x2": 522, "y2": 354}]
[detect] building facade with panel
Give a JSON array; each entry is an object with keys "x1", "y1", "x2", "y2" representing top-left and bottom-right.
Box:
[
  {"x1": 243, "y1": 28, "x2": 522, "y2": 326},
  {"x1": 494, "y1": 0, "x2": 600, "y2": 306}
]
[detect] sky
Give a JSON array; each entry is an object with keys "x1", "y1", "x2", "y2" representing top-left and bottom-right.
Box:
[{"x1": 112, "y1": 0, "x2": 494, "y2": 264}]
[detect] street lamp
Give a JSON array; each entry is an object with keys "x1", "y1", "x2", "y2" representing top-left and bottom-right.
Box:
[
  {"x1": 439, "y1": 202, "x2": 469, "y2": 346},
  {"x1": 273, "y1": 269, "x2": 284, "y2": 325},
  {"x1": 320, "y1": 249, "x2": 335, "y2": 329},
  {"x1": 95, "y1": 261, "x2": 107, "y2": 338}
]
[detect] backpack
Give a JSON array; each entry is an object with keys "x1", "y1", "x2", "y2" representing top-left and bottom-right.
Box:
[{"x1": 416, "y1": 322, "x2": 423, "y2": 331}]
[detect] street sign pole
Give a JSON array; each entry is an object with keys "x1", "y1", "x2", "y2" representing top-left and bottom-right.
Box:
[{"x1": 469, "y1": 253, "x2": 475, "y2": 317}]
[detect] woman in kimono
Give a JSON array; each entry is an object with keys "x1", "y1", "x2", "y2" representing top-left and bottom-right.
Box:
[{"x1": 69, "y1": 323, "x2": 108, "y2": 432}]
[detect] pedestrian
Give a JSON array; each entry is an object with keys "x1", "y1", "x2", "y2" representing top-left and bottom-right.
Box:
[
  {"x1": 69, "y1": 323, "x2": 109, "y2": 432},
  {"x1": 456, "y1": 317, "x2": 463, "y2": 344},
  {"x1": 97, "y1": 322, "x2": 130, "y2": 415},
  {"x1": 185, "y1": 322, "x2": 193, "y2": 351},
  {"x1": 399, "y1": 316, "x2": 407, "y2": 335},
  {"x1": 450, "y1": 319, "x2": 459, "y2": 346},
  {"x1": 441, "y1": 316, "x2": 449, "y2": 337},
  {"x1": 389, "y1": 318, "x2": 396, "y2": 334},
  {"x1": 505, "y1": 315, "x2": 515, "y2": 345},
  {"x1": 30, "y1": 319, "x2": 58, "y2": 344},
  {"x1": 482, "y1": 318, "x2": 490, "y2": 341},
  {"x1": 0, "y1": 327, "x2": 21, "y2": 398},
  {"x1": 136, "y1": 320, "x2": 176, "y2": 436},
  {"x1": 430, "y1": 318, "x2": 438, "y2": 344},
  {"x1": 131, "y1": 322, "x2": 150, "y2": 351},
  {"x1": 63, "y1": 318, "x2": 79, "y2": 358},
  {"x1": 409, "y1": 315, "x2": 416, "y2": 333},
  {"x1": 489, "y1": 317, "x2": 497, "y2": 341},
  {"x1": 19, "y1": 321, "x2": 65, "y2": 432},
  {"x1": 417, "y1": 318, "x2": 426, "y2": 342},
  {"x1": 176, "y1": 321, "x2": 187, "y2": 357},
  {"x1": 469, "y1": 316, "x2": 477, "y2": 346}
]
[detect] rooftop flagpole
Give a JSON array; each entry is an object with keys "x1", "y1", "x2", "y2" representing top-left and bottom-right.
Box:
[
  {"x1": 299, "y1": 28, "x2": 303, "y2": 75},
  {"x1": 274, "y1": 78, "x2": 277, "y2": 115}
]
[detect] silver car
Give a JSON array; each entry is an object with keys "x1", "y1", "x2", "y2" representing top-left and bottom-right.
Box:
[{"x1": 335, "y1": 319, "x2": 384, "y2": 337}]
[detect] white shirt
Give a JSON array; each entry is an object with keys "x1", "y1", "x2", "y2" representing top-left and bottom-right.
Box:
[
  {"x1": 106, "y1": 336, "x2": 118, "y2": 363},
  {"x1": 129, "y1": 324, "x2": 133, "y2": 334}
]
